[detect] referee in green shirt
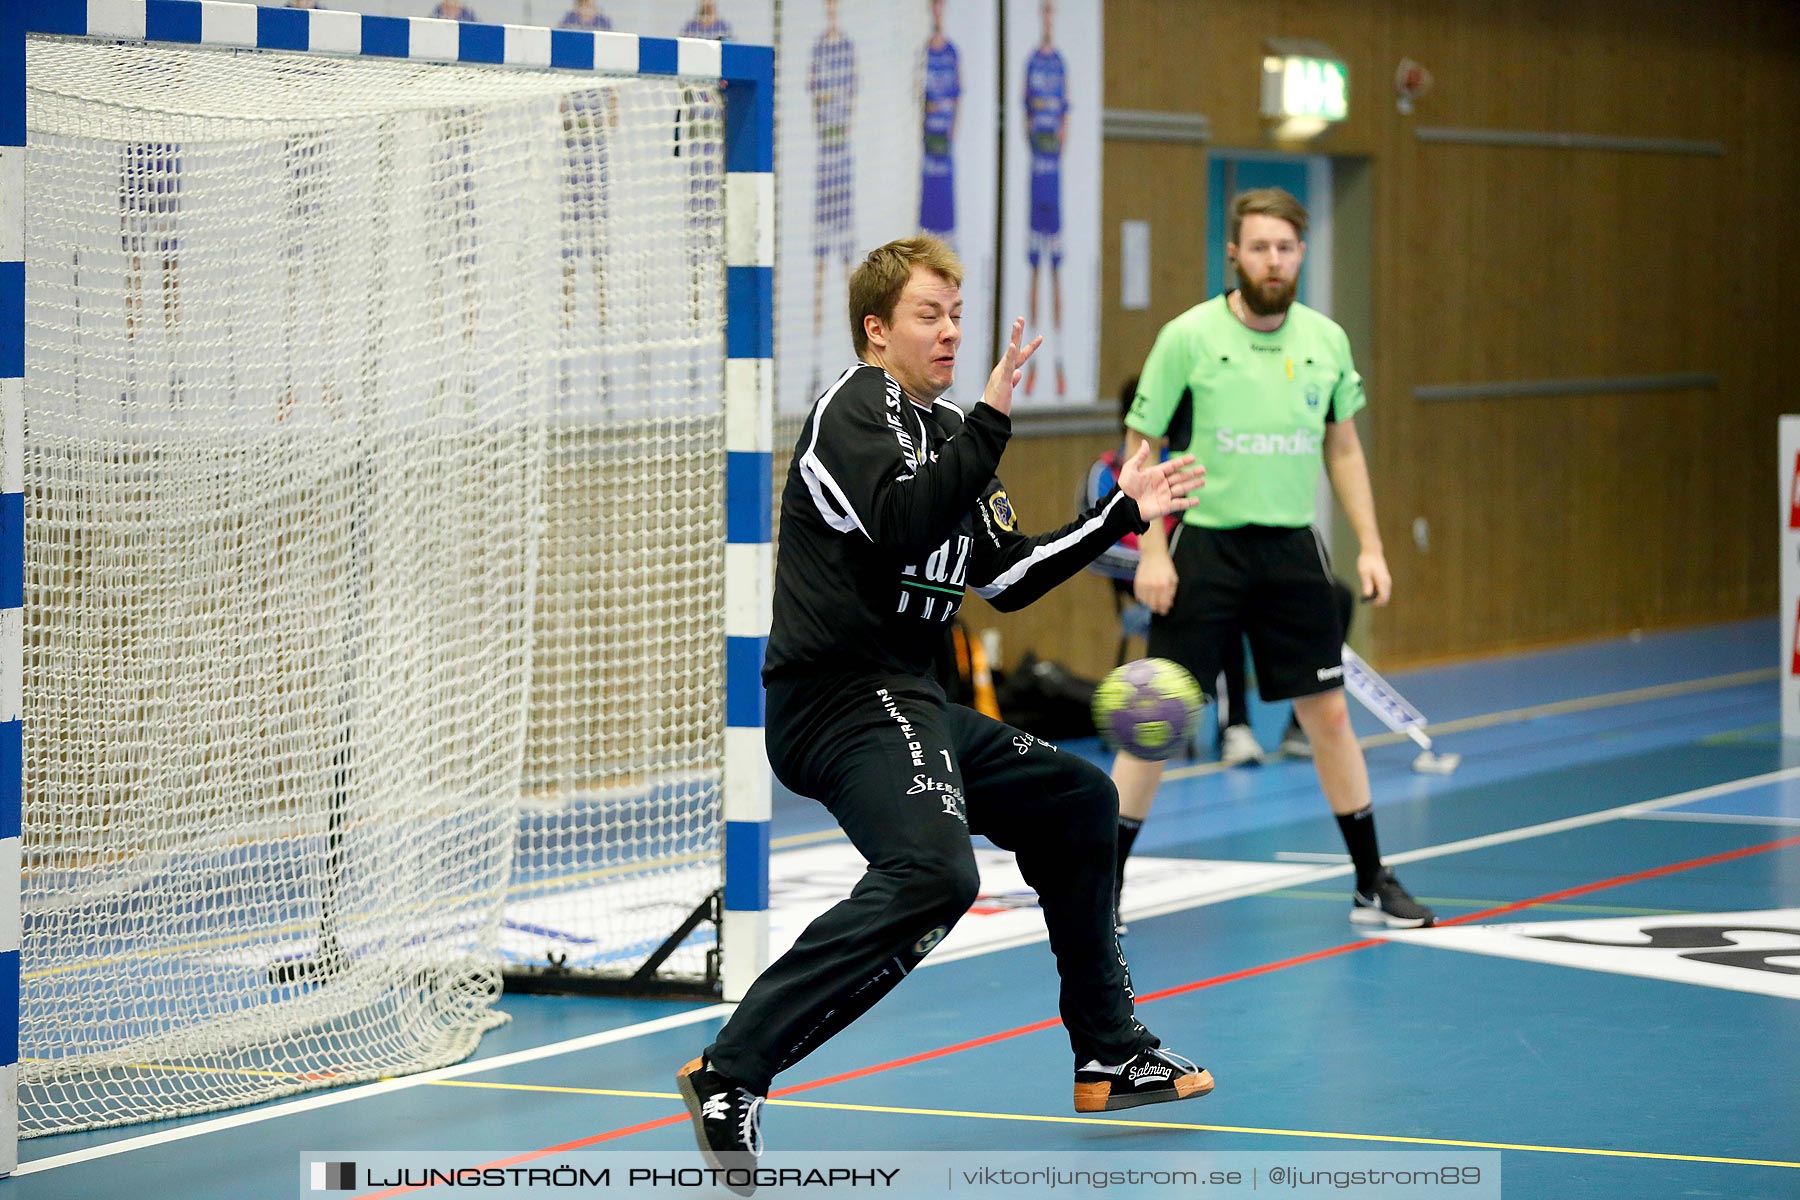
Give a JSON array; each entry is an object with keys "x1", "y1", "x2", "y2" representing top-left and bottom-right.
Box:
[{"x1": 1111, "y1": 189, "x2": 1433, "y2": 930}]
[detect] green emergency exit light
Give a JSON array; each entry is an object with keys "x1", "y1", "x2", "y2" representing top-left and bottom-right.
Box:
[{"x1": 1261, "y1": 53, "x2": 1348, "y2": 127}]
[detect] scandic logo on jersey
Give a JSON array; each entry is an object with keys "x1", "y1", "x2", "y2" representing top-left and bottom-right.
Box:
[{"x1": 1215, "y1": 428, "x2": 1323, "y2": 457}]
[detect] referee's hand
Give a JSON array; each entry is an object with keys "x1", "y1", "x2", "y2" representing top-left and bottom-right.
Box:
[
  {"x1": 1133, "y1": 553, "x2": 1179, "y2": 616},
  {"x1": 1357, "y1": 549, "x2": 1392, "y2": 606}
]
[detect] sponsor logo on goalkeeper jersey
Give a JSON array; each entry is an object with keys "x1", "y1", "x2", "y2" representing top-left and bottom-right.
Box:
[
  {"x1": 882, "y1": 376, "x2": 919, "y2": 471},
  {"x1": 895, "y1": 535, "x2": 972, "y2": 623},
  {"x1": 1214, "y1": 428, "x2": 1322, "y2": 457}
]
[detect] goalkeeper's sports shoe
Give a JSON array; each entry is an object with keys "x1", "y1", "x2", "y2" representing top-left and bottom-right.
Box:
[
  {"x1": 1350, "y1": 868, "x2": 1436, "y2": 929},
  {"x1": 1074, "y1": 1046, "x2": 1214, "y2": 1112},
  {"x1": 676, "y1": 1057, "x2": 765, "y2": 1195}
]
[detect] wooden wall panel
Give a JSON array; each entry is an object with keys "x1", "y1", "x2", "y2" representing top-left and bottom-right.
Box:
[
  {"x1": 1364, "y1": 0, "x2": 1778, "y2": 662},
  {"x1": 871, "y1": 0, "x2": 1793, "y2": 680},
  {"x1": 1044, "y1": 0, "x2": 1800, "y2": 669},
  {"x1": 1098, "y1": 140, "x2": 1209, "y2": 399},
  {"x1": 958, "y1": 431, "x2": 1123, "y2": 682}
]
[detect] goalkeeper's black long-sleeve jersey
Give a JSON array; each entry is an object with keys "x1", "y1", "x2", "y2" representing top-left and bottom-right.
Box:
[{"x1": 763, "y1": 363, "x2": 1151, "y2": 682}]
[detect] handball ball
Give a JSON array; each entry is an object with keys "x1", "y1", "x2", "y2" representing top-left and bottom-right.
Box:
[{"x1": 1092, "y1": 657, "x2": 1205, "y2": 761}]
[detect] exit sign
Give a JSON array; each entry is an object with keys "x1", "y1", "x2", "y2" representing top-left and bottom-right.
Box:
[{"x1": 1261, "y1": 54, "x2": 1349, "y2": 123}]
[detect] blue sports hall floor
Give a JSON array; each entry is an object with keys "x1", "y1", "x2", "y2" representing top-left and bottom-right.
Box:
[{"x1": 11, "y1": 617, "x2": 1797, "y2": 1200}]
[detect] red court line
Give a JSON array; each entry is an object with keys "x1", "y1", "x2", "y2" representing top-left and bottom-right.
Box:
[
  {"x1": 360, "y1": 831, "x2": 1800, "y2": 1196},
  {"x1": 1434, "y1": 832, "x2": 1800, "y2": 927}
]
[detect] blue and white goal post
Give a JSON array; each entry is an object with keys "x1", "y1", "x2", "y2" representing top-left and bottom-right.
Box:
[{"x1": 0, "y1": 0, "x2": 774, "y2": 1166}]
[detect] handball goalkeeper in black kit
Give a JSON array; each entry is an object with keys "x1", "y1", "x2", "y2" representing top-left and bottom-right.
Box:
[{"x1": 676, "y1": 235, "x2": 1210, "y2": 1191}]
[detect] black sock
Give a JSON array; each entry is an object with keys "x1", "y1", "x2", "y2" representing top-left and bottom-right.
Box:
[
  {"x1": 1335, "y1": 806, "x2": 1382, "y2": 894},
  {"x1": 1115, "y1": 816, "x2": 1143, "y2": 896}
]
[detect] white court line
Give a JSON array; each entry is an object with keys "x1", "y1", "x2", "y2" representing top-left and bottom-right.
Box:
[
  {"x1": 21, "y1": 768, "x2": 1800, "y2": 1175},
  {"x1": 1372, "y1": 667, "x2": 1777, "y2": 744},
  {"x1": 1382, "y1": 765, "x2": 1800, "y2": 867},
  {"x1": 1161, "y1": 666, "x2": 1776, "y2": 780},
  {"x1": 1093, "y1": 765, "x2": 1800, "y2": 931},
  {"x1": 1623, "y1": 808, "x2": 1800, "y2": 828}
]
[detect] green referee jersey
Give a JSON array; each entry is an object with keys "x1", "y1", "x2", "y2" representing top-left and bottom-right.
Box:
[{"x1": 1126, "y1": 294, "x2": 1365, "y2": 530}]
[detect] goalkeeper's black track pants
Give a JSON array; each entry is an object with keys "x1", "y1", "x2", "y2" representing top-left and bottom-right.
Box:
[{"x1": 706, "y1": 673, "x2": 1156, "y2": 1095}]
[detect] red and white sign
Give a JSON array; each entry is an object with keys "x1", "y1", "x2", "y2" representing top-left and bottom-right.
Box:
[
  {"x1": 1783, "y1": 417, "x2": 1800, "y2": 737},
  {"x1": 1790, "y1": 450, "x2": 1800, "y2": 530}
]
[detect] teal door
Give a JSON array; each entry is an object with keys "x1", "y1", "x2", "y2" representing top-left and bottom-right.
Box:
[{"x1": 1204, "y1": 154, "x2": 1311, "y2": 301}]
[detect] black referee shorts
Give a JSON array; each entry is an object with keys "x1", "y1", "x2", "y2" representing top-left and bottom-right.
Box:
[{"x1": 1146, "y1": 524, "x2": 1346, "y2": 703}]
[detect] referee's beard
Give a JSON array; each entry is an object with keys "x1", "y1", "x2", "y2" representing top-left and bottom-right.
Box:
[{"x1": 1233, "y1": 267, "x2": 1298, "y2": 317}]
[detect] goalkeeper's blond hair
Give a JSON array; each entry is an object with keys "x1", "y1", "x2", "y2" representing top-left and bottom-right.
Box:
[{"x1": 848, "y1": 236, "x2": 964, "y2": 357}]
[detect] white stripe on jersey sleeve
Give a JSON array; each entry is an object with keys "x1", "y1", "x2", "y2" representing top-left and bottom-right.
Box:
[
  {"x1": 799, "y1": 368, "x2": 874, "y2": 539},
  {"x1": 971, "y1": 491, "x2": 1127, "y2": 601}
]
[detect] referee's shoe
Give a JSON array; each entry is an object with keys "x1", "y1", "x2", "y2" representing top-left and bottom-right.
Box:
[
  {"x1": 1349, "y1": 868, "x2": 1436, "y2": 928},
  {"x1": 1074, "y1": 1046, "x2": 1215, "y2": 1112},
  {"x1": 676, "y1": 1057, "x2": 764, "y2": 1195}
]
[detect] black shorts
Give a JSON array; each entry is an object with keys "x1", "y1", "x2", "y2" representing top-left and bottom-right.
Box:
[{"x1": 1146, "y1": 524, "x2": 1346, "y2": 703}]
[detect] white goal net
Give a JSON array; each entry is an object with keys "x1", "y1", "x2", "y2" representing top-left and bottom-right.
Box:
[{"x1": 20, "y1": 37, "x2": 725, "y2": 1136}]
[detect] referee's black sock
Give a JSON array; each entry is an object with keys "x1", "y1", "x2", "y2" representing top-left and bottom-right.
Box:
[
  {"x1": 1115, "y1": 816, "x2": 1144, "y2": 896},
  {"x1": 1335, "y1": 806, "x2": 1383, "y2": 895}
]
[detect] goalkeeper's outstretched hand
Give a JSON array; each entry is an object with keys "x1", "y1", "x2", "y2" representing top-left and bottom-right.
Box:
[
  {"x1": 980, "y1": 317, "x2": 1042, "y2": 418},
  {"x1": 1118, "y1": 440, "x2": 1204, "y2": 522}
]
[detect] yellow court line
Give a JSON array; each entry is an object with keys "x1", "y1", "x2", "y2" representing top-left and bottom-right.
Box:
[
  {"x1": 1701, "y1": 722, "x2": 1781, "y2": 745},
  {"x1": 428, "y1": 1080, "x2": 676, "y2": 1100},
  {"x1": 772, "y1": 828, "x2": 854, "y2": 850},
  {"x1": 417, "y1": 1079, "x2": 1798, "y2": 1170}
]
